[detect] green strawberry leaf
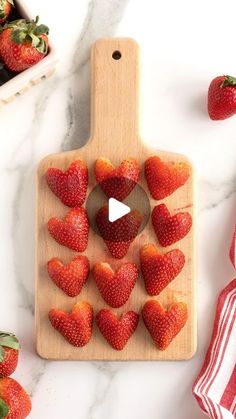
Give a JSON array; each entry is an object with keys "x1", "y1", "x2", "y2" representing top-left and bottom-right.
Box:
[
  {"x1": 29, "y1": 33, "x2": 40, "y2": 48},
  {"x1": 0, "y1": 346, "x2": 5, "y2": 362},
  {"x1": 0, "y1": 399, "x2": 8, "y2": 418},
  {"x1": 11, "y1": 28, "x2": 27, "y2": 44},
  {"x1": 0, "y1": 0, "x2": 8, "y2": 18},
  {"x1": 0, "y1": 333, "x2": 20, "y2": 351},
  {"x1": 0, "y1": 7, "x2": 5, "y2": 19},
  {"x1": 34, "y1": 24, "x2": 49, "y2": 36},
  {"x1": 5, "y1": 19, "x2": 28, "y2": 31},
  {"x1": 35, "y1": 37, "x2": 48, "y2": 54},
  {"x1": 222, "y1": 75, "x2": 236, "y2": 87}
]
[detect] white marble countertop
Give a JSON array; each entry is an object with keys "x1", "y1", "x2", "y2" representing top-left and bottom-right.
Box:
[{"x1": 0, "y1": 0, "x2": 236, "y2": 418}]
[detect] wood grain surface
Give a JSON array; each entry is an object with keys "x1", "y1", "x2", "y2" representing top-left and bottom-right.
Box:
[{"x1": 36, "y1": 38, "x2": 196, "y2": 360}]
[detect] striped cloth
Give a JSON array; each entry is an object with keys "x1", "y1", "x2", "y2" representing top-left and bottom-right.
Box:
[{"x1": 193, "y1": 225, "x2": 236, "y2": 419}]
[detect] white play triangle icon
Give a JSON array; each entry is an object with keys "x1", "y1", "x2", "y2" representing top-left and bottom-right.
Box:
[{"x1": 108, "y1": 198, "x2": 131, "y2": 222}]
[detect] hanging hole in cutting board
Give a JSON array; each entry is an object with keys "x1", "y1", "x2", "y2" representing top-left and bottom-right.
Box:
[{"x1": 112, "y1": 50, "x2": 122, "y2": 60}]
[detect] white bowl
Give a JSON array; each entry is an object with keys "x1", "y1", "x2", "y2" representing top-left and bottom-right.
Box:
[{"x1": 0, "y1": 0, "x2": 57, "y2": 105}]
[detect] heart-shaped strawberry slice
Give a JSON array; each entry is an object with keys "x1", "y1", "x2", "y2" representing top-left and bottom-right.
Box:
[
  {"x1": 46, "y1": 160, "x2": 88, "y2": 207},
  {"x1": 96, "y1": 309, "x2": 139, "y2": 350},
  {"x1": 142, "y1": 300, "x2": 188, "y2": 350},
  {"x1": 48, "y1": 207, "x2": 89, "y2": 252},
  {"x1": 49, "y1": 301, "x2": 93, "y2": 347},
  {"x1": 140, "y1": 244, "x2": 185, "y2": 295},
  {"x1": 152, "y1": 204, "x2": 192, "y2": 247},
  {"x1": 93, "y1": 262, "x2": 138, "y2": 308},
  {"x1": 145, "y1": 156, "x2": 190, "y2": 200},
  {"x1": 95, "y1": 157, "x2": 140, "y2": 200},
  {"x1": 96, "y1": 205, "x2": 142, "y2": 259},
  {"x1": 47, "y1": 255, "x2": 90, "y2": 297}
]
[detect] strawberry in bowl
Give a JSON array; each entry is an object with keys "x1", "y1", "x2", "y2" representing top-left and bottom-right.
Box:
[
  {"x1": 0, "y1": 0, "x2": 14, "y2": 25},
  {"x1": 0, "y1": 16, "x2": 49, "y2": 72}
]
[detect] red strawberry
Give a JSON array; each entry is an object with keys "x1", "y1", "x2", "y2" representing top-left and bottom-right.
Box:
[
  {"x1": 93, "y1": 262, "x2": 138, "y2": 308},
  {"x1": 0, "y1": 17, "x2": 49, "y2": 72},
  {"x1": 152, "y1": 204, "x2": 192, "y2": 247},
  {"x1": 0, "y1": 377, "x2": 31, "y2": 418},
  {"x1": 208, "y1": 75, "x2": 236, "y2": 120},
  {"x1": 140, "y1": 244, "x2": 185, "y2": 296},
  {"x1": 46, "y1": 160, "x2": 88, "y2": 207},
  {"x1": 145, "y1": 156, "x2": 190, "y2": 200},
  {"x1": 96, "y1": 205, "x2": 142, "y2": 258},
  {"x1": 47, "y1": 255, "x2": 90, "y2": 297},
  {"x1": 142, "y1": 300, "x2": 188, "y2": 350},
  {"x1": 0, "y1": 0, "x2": 13, "y2": 24},
  {"x1": 49, "y1": 301, "x2": 93, "y2": 347},
  {"x1": 0, "y1": 333, "x2": 20, "y2": 377},
  {"x1": 95, "y1": 157, "x2": 140, "y2": 200},
  {"x1": 96, "y1": 309, "x2": 139, "y2": 350},
  {"x1": 48, "y1": 207, "x2": 89, "y2": 252}
]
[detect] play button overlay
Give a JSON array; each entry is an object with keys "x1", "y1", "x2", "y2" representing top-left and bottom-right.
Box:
[
  {"x1": 86, "y1": 177, "x2": 151, "y2": 241},
  {"x1": 108, "y1": 198, "x2": 130, "y2": 222}
]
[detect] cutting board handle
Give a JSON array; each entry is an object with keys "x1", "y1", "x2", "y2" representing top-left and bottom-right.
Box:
[{"x1": 90, "y1": 38, "x2": 140, "y2": 150}]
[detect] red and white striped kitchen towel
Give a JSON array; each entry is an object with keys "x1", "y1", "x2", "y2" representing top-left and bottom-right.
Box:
[{"x1": 193, "y1": 225, "x2": 236, "y2": 418}]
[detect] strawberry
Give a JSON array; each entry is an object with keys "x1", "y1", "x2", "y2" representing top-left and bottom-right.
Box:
[
  {"x1": 208, "y1": 75, "x2": 236, "y2": 120},
  {"x1": 0, "y1": 333, "x2": 20, "y2": 377},
  {"x1": 0, "y1": 377, "x2": 31, "y2": 418},
  {"x1": 47, "y1": 255, "x2": 90, "y2": 297},
  {"x1": 152, "y1": 204, "x2": 192, "y2": 247},
  {"x1": 145, "y1": 156, "x2": 190, "y2": 200},
  {"x1": 93, "y1": 262, "x2": 138, "y2": 308},
  {"x1": 0, "y1": 17, "x2": 49, "y2": 72},
  {"x1": 96, "y1": 309, "x2": 139, "y2": 350},
  {"x1": 96, "y1": 205, "x2": 142, "y2": 258},
  {"x1": 140, "y1": 244, "x2": 185, "y2": 295},
  {"x1": 49, "y1": 301, "x2": 93, "y2": 347},
  {"x1": 46, "y1": 160, "x2": 88, "y2": 207},
  {"x1": 142, "y1": 300, "x2": 188, "y2": 350},
  {"x1": 0, "y1": 0, "x2": 13, "y2": 24},
  {"x1": 48, "y1": 207, "x2": 89, "y2": 252},
  {"x1": 95, "y1": 157, "x2": 140, "y2": 200}
]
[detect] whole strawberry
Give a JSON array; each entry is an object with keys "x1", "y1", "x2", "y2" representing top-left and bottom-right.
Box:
[
  {"x1": 0, "y1": 377, "x2": 31, "y2": 418},
  {"x1": 0, "y1": 0, "x2": 13, "y2": 24},
  {"x1": 0, "y1": 16, "x2": 49, "y2": 72},
  {"x1": 0, "y1": 333, "x2": 20, "y2": 377},
  {"x1": 208, "y1": 75, "x2": 236, "y2": 120}
]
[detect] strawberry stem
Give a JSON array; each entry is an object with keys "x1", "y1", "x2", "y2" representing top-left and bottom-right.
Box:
[
  {"x1": 4, "y1": 17, "x2": 49, "y2": 54},
  {"x1": 0, "y1": 333, "x2": 20, "y2": 359},
  {"x1": 222, "y1": 75, "x2": 236, "y2": 87}
]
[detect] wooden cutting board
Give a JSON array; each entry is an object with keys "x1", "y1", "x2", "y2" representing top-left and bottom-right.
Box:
[{"x1": 36, "y1": 38, "x2": 196, "y2": 360}]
